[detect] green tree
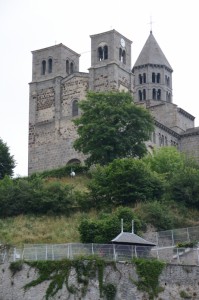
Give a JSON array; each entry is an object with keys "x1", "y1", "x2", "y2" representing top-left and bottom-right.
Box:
[
  {"x1": 73, "y1": 91, "x2": 154, "y2": 166},
  {"x1": 0, "y1": 138, "x2": 16, "y2": 178},
  {"x1": 78, "y1": 207, "x2": 143, "y2": 243},
  {"x1": 142, "y1": 147, "x2": 185, "y2": 180},
  {"x1": 88, "y1": 158, "x2": 165, "y2": 208}
]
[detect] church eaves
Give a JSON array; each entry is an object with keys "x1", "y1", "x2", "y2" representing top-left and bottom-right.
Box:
[{"x1": 133, "y1": 31, "x2": 173, "y2": 71}]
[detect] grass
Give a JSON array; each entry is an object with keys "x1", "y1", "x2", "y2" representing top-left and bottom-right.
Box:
[{"x1": 0, "y1": 211, "x2": 97, "y2": 246}]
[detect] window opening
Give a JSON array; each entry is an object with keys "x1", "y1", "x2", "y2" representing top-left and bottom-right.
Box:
[
  {"x1": 152, "y1": 72, "x2": 155, "y2": 83},
  {"x1": 42, "y1": 60, "x2": 46, "y2": 75},
  {"x1": 143, "y1": 89, "x2": 146, "y2": 100},
  {"x1": 139, "y1": 74, "x2": 142, "y2": 84},
  {"x1": 72, "y1": 100, "x2": 78, "y2": 116},
  {"x1": 66, "y1": 60, "x2": 69, "y2": 74},
  {"x1": 152, "y1": 88, "x2": 156, "y2": 100},
  {"x1": 70, "y1": 62, "x2": 74, "y2": 74},
  {"x1": 139, "y1": 90, "x2": 142, "y2": 101},
  {"x1": 157, "y1": 89, "x2": 161, "y2": 100},
  {"x1": 48, "y1": 58, "x2": 52, "y2": 73},
  {"x1": 143, "y1": 73, "x2": 146, "y2": 83}
]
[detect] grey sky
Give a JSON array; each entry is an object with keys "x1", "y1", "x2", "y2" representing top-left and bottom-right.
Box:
[{"x1": 0, "y1": 0, "x2": 199, "y2": 177}]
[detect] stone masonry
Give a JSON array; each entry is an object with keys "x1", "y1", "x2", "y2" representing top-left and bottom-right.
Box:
[{"x1": 28, "y1": 29, "x2": 199, "y2": 175}]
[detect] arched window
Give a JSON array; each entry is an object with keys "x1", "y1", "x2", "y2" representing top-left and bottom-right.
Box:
[
  {"x1": 162, "y1": 135, "x2": 164, "y2": 146},
  {"x1": 139, "y1": 74, "x2": 142, "y2": 84},
  {"x1": 165, "y1": 136, "x2": 168, "y2": 146},
  {"x1": 66, "y1": 60, "x2": 69, "y2": 74},
  {"x1": 152, "y1": 72, "x2": 155, "y2": 83},
  {"x1": 98, "y1": 45, "x2": 108, "y2": 61},
  {"x1": 139, "y1": 90, "x2": 142, "y2": 101},
  {"x1": 70, "y1": 62, "x2": 74, "y2": 74},
  {"x1": 72, "y1": 100, "x2": 78, "y2": 116},
  {"x1": 143, "y1": 73, "x2": 146, "y2": 83},
  {"x1": 152, "y1": 88, "x2": 156, "y2": 100},
  {"x1": 48, "y1": 58, "x2": 52, "y2": 73},
  {"x1": 157, "y1": 73, "x2": 161, "y2": 83},
  {"x1": 98, "y1": 47, "x2": 103, "y2": 61},
  {"x1": 157, "y1": 89, "x2": 161, "y2": 100},
  {"x1": 104, "y1": 45, "x2": 108, "y2": 59},
  {"x1": 143, "y1": 89, "x2": 146, "y2": 100},
  {"x1": 42, "y1": 60, "x2": 46, "y2": 75},
  {"x1": 159, "y1": 133, "x2": 161, "y2": 146}
]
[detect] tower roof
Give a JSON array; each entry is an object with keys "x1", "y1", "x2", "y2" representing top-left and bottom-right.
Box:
[{"x1": 133, "y1": 31, "x2": 173, "y2": 71}]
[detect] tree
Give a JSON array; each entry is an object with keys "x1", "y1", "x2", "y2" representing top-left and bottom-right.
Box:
[
  {"x1": 142, "y1": 147, "x2": 186, "y2": 180},
  {"x1": 88, "y1": 158, "x2": 165, "y2": 208},
  {"x1": 0, "y1": 138, "x2": 16, "y2": 178},
  {"x1": 73, "y1": 91, "x2": 154, "y2": 166}
]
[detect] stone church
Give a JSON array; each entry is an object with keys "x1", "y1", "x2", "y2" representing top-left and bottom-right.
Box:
[{"x1": 28, "y1": 29, "x2": 199, "y2": 175}]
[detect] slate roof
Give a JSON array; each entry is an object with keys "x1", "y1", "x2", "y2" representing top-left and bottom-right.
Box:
[
  {"x1": 111, "y1": 231, "x2": 156, "y2": 246},
  {"x1": 133, "y1": 31, "x2": 173, "y2": 71}
]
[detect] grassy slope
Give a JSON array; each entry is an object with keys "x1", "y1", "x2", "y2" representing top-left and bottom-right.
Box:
[{"x1": 1, "y1": 174, "x2": 199, "y2": 246}]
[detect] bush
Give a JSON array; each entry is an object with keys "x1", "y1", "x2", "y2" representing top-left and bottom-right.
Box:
[
  {"x1": 78, "y1": 207, "x2": 143, "y2": 243},
  {"x1": 88, "y1": 158, "x2": 165, "y2": 208}
]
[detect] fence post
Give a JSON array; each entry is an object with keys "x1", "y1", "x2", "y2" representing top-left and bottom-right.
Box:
[
  {"x1": 197, "y1": 248, "x2": 199, "y2": 265},
  {"x1": 156, "y1": 248, "x2": 159, "y2": 259},
  {"x1": 13, "y1": 248, "x2": 16, "y2": 262},
  {"x1": 35, "y1": 247, "x2": 37, "y2": 261},
  {"x1": 177, "y1": 248, "x2": 180, "y2": 264},
  {"x1": 171, "y1": 230, "x2": 174, "y2": 246},
  {"x1": 92, "y1": 243, "x2": 94, "y2": 255},
  {"x1": 45, "y1": 245, "x2": 47, "y2": 260},
  {"x1": 52, "y1": 245, "x2": 54, "y2": 261},
  {"x1": 187, "y1": 228, "x2": 190, "y2": 242},
  {"x1": 67, "y1": 244, "x2": 70, "y2": 259},
  {"x1": 113, "y1": 244, "x2": 116, "y2": 261}
]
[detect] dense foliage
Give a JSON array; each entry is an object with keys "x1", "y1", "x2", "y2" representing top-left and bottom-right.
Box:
[
  {"x1": 88, "y1": 158, "x2": 165, "y2": 208},
  {"x1": 0, "y1": 176, "x2": 76, "y2": 217},
  {"x1": 78, "y1": 207, "x2": 143, "y2": 243},
  {"x1": 0, "y1": 138, "x2": 16, "y2": 178},
  {"x1": 73, "y1": 91, "x2": 154, "y2": 166}
]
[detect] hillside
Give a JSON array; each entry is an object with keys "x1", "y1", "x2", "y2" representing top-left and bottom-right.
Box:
[{"x1": 1, "y1": 172, "x2": 199, "y2": 246}]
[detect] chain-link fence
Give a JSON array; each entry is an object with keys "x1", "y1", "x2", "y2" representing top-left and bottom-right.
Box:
[
  {"x1": 145, "y1": 226, "x2": 199, "y2": 247},
  {"x1": 1, "y1": 243, "x2": 199, "y2": 266}
]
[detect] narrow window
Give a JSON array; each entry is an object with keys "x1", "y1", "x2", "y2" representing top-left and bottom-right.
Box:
[
  {"x1": 66, "y1": 60, "x2": 69, "y2": 74},
  {"x1": 42, "y1": 60, "x2": 46, "y2": 75},
  {"x1": 104, "y1": 45, "x2": 108, "y2": 59},
  {"x1": 157, "y1": 89, "x2": 161, "y2": 100},
  {"x1": 98, "y1": 47, "x2": 103, "y2": 61},
  {"x1": 139, "y1": 90, "x2": 142, "y2": 101},
  {"x1": 70, "y1": 62, "x2": 74, "y2": 74},
  {"x1": 157, "y1": 73, "x2": 161, "y2": 83},
  {"x1": 152, "y1": 88, "x2": 156, "y2": 100},
  {"x1": 139, "y1": 74, "x2": 142, "y2": 84},
  {"x1": 152, "y1": 72, "x2": 155, "y2": 83},
  {"x1": 143, "y1": 89, "x2": 146, "y2": 100},
  {"x1": 143, "y1": 73, "x2": 146, "y2": 83},
  {"x1": 122, "y1": 50, "x2": 126, "y2": 64},
  {"x1": 119, "y1": 48, "x2": 122, "y2": 62},
  {"x1": 72, "y1": 100, "x2": 78, "y2": 116},
  {"x1": 48, "y1": 58, "x2": 52, "y2": 73}
]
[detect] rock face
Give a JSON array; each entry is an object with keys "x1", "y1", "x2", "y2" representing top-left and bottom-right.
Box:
[{"x1": 1, "y1": 262, "x2": 199, "y2": 299}]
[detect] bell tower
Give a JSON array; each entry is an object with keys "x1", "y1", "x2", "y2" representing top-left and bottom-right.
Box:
[
  {"x1": 89, "y1": 29, "x2": 134, "y2": 94},
  {"x1": 132, "y1": 31, "x2": 173, "y2": 103}
]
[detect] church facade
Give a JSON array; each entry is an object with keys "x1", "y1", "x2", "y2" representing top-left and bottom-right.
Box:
[{"x1": 28, "y1": 29, "x2": 199, "y2": 175}]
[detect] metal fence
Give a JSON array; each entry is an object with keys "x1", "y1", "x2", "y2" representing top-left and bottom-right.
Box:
[
  {"x1": 146, "y1": 226, "x2": 199, "y2": 247},
  {"x1": 1, "y1": 243, "x2": 199, "y2": 266}
]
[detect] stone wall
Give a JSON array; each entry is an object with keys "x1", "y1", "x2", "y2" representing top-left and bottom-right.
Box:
[{"x1": 1, "y1": 262, "x2": 199, "y2": 300}]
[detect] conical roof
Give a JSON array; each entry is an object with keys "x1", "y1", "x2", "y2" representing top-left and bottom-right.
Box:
[{"x1": 133, "y1": 31, "x2": 173, "y2": 71}]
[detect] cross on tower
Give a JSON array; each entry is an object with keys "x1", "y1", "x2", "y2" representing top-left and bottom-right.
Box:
[{"x1": 148, "y1": 16, "x2": 154, "y2": 33}]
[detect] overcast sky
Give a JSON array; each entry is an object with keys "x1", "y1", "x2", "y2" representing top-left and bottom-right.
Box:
[{"x1": 1, "y1": 0, "x2": 199, "y2": 177}]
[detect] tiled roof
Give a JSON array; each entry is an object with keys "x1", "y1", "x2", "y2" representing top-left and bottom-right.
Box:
[{"x1": 133, "y1": 31, "x2": 173, "y2": 71}]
